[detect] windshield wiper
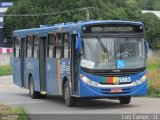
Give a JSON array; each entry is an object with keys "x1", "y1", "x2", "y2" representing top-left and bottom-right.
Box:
[
  {"x1": 96, "y1": 35, "x2": 108, "y2": 53},
  {"x1": 120, "y1": 36, "x2": 130, "y2": 51},
  {"x1": 119, "y1": 36, "x2": 131, "y2": 58}
]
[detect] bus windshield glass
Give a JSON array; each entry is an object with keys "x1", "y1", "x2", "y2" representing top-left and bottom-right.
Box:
[{"x1": 80, "y1": 36, "x2": 145, "y2": 70}]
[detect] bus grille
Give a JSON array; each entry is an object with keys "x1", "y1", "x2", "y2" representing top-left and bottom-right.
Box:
[{"x1": 94, "y1": 71, "x2": 138, "y2": 77}]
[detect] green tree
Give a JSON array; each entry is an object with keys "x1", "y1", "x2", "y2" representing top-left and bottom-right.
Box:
[
  {"x1": 4, "y1": 0, "x2": 141, "y2": 29},
  {"x1": 138, "y1": 0, "x2": 160, "y2": 11},
  {"x1": 141, "y1": 13, "x2": 160, "y2": 48},
  {"x1": 138, "y1": 0, "x2": 154, "y2": 10}
]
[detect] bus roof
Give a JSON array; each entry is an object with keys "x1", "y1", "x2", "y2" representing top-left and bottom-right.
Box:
[{"x1": 13, "y1": 20, "x2": 144, "y2": 37}]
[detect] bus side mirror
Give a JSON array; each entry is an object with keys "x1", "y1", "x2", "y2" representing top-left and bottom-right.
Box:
[
  {"x1": 145, "y1": 41, "x2": 149, "y2": 54},
  {"x1": 75, "y1": 33, "x2": 82, "y2": 54},
  {"x1": 145, "y1": 41, "x2": 149, "y2": 58}
]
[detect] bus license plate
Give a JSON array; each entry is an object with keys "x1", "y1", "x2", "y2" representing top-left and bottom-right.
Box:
[{"x1": 111, "y1": 88, "x2": 122, "y2": 93}]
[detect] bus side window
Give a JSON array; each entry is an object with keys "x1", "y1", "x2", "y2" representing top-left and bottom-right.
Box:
[
  {"x1": 47, "y1": 34, "x2": 54, "y2": 58},
  {"x1": 63, "y1": 33, "x2": 70, "y2": 58},
  {"x1": 26, "y1": 36, "x2": 33, "y2": 58},
  {"x1": 54, "y1": 33, "x2": 62, "y2": 59},
  {"x1": 14, "y1": 37, "x2": 21, "y2": 58},
  {"x1": 33, "y1": 35, "x2": 39, "y2": 58}
]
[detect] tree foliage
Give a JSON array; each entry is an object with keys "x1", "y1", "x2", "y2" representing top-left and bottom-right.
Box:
[
  {"x1": 138, "y1": 0, "x2": 160, "y2": 11},
  {"x1": 3, "y1": 0, "x2": 160, "y2": 49},
  {"x1": 141, "y1": 13, "x2": 160, "y2": 48}
]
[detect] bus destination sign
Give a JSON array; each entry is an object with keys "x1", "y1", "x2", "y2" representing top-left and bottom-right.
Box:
[
  {"x1": 82, "y1": 24, "x2": 143, "y2": 33},
  {"x1": 91, "y1": 26, "x2": 133, "y2": 32}
]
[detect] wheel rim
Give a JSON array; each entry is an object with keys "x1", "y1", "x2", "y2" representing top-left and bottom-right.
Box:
[
  {"x1": 29, "y1": 81, "x2": 33, "y2": 96},
  {"x1": 64, "y1": 83, "x2": 70, "y2": 104}
]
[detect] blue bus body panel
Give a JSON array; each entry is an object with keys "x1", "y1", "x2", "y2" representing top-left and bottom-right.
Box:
[
  {"x1": 60, "y1": 59, "x2": 71, "y2": 80},
  {"x1": 13, "y1": 25, "x2": 76, "y2": 38},
  {"x1": 79, "y1": 69, "x2": 147, "y2": 97},
  {"x1": 13, "y1": 58, "x2": 21, "y2": 86},
  {"x1": 46, "y1": 59, "x2": 71, "y2": 95},
  {"x1": 24, "y1": 58, "x2": 40, "y2": 91},
  {"x1": 46, "y1": 59, "x2": 58, "y2": 95}
]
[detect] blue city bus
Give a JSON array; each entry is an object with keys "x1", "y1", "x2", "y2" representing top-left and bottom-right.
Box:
[{"x1": 13, "y1": 20, "x2": 147, "y2": 107}]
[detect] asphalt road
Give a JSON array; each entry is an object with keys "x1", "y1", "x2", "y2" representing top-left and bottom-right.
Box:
[{"x1": 0, "y1": 76, "x2": 160, "y2": 120}]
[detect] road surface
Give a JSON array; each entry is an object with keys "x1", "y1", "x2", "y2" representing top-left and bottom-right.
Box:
[{"x1": 0, "y1": 76, "x2": 160, "y2": 119}]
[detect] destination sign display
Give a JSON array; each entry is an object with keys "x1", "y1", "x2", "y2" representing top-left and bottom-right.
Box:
[
  {"x1": 91, "y1": 26, "x2": 133, "y2": 32},
  {"x1": 82, "y1": 24, "x2": 143, "y2": 33}
]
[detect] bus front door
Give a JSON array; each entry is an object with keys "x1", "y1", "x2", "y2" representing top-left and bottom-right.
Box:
[{"x1": 71, "y1": 34, "x2": 78, "y2": 95}]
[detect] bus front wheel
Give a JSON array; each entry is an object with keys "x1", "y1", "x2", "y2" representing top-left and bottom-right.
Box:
[
  {"x1": 63, "y1": 81, "x2": 76, "y2": 107},
  {"x1": 119, "y1": 96, "x2": 131, "y2": 104},
  {"x1": 29, "y1": 77, "x2": 39, "y2": 99}
]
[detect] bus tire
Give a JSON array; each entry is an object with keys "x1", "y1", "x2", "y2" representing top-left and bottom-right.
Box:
[
  {"x1": 63, "y1": 81, "x2": 76, "y2": 107},
  {"x1": 29, "y1": 77, "x2": 40, "y2": 99},
  {"x1": 119, "y1": 96, "x2": 131, "y2": 104}
]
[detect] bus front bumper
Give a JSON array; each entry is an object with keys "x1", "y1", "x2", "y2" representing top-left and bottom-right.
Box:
[{"x1": 79, "y1": 79, "x2": 147, "y2": 98}]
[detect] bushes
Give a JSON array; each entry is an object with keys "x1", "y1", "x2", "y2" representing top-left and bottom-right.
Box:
[
  {"x1": 147, "y1": 57, "x2": 160, "y2": 97},
  {"x1": 147, "y1": 70, "x2": 160, "y2": 97},
  {"x1": 0, "y1": 104, "x2": 27, "y2": 120},
  {"x1": 0, "y1": 65, "x2": 12, "y2": 76}
]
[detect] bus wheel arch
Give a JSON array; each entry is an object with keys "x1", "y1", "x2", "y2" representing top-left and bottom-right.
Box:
[
  {"x1": 28, "y1": 73, "x2": 35, "y2": 89},
  {"x1": 62, "y1": 77, "x2": 76, "y2": 107},
  {"x1": 62, "y1": 76, "x2": 68, "y2": 96},
  {"x1": 28, "y1": 74, "x2": 39, "y2": 99},
  {"x1": 28, "y1": 73, "x2": 32, "y2": 88}
]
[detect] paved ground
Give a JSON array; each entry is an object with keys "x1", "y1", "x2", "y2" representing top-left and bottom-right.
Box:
[{"x1": 0, "y1": 76, "x2": 160, "y2": 119}]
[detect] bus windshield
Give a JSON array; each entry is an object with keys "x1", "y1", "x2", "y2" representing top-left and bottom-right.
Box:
[{"x1": 80, "y1": 36, "x2": 146, "y2": 70}]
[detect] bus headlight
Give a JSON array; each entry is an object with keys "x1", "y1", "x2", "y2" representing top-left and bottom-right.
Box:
[
  {"x1": 80, "y1": 74, "x2": 99, "y2": 87},
  {"x1": 133, "y1": 75, "x2": 146, "y2": 86}
]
